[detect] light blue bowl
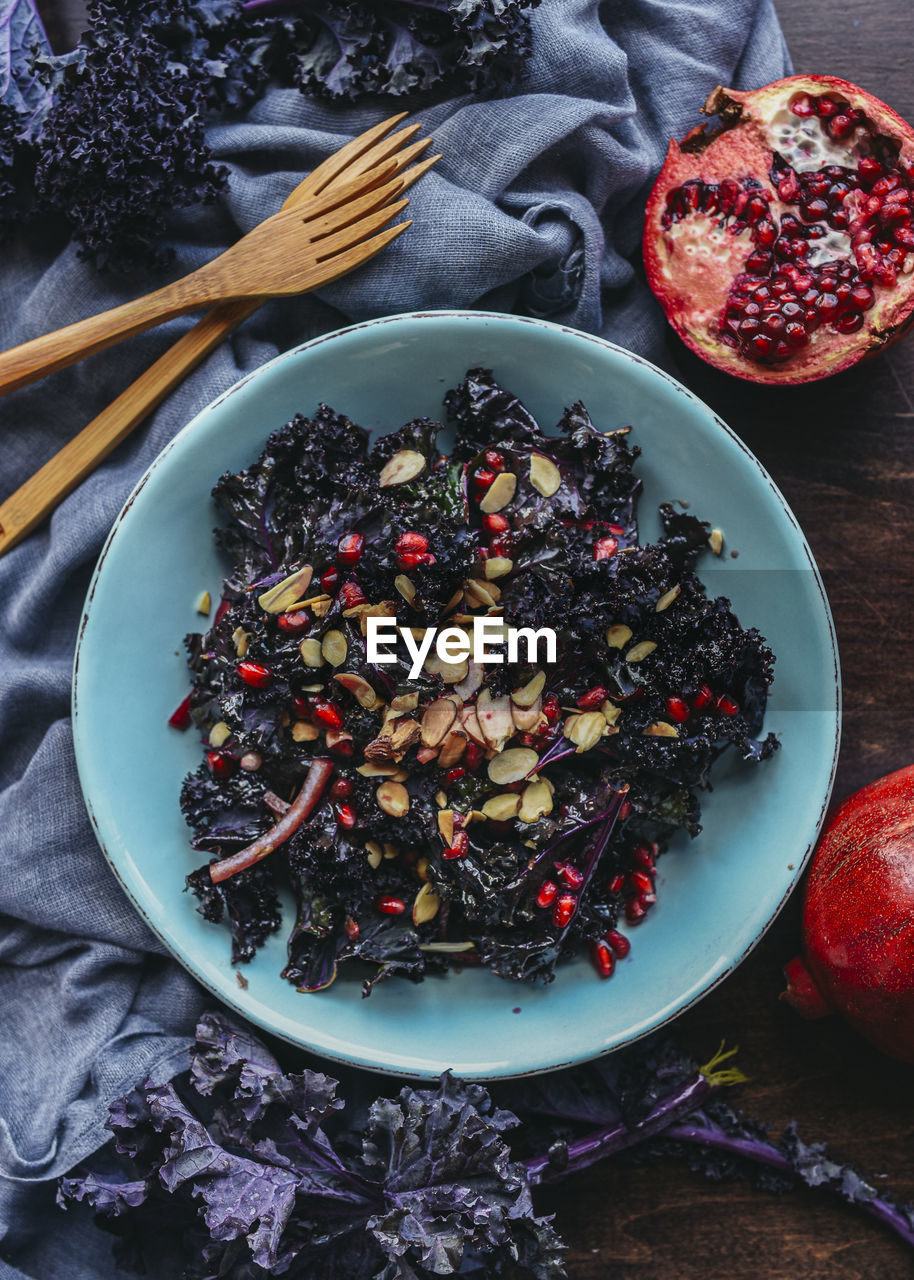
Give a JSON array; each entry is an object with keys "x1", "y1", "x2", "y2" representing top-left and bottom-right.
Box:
[{"x1": 72, "y1": 312, "x2": 840, "y2": 1079}]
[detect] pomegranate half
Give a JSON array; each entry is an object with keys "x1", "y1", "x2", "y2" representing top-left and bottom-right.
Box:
[
  {"x1": 644, "y1": 75, "x2": 914, "y2": 383},
  {"x1": 783, "y1": 764, "x2": 914, "y2": 1064}
]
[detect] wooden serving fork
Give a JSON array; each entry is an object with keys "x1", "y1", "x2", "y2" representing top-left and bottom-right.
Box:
[{"x1": 0, "y1": 115, "x2": 439, "y2": 556}]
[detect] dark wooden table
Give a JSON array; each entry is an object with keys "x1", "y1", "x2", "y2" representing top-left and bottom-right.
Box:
[{"x1": 35, "y1": 2, "x2": 914, "y2": 1276}]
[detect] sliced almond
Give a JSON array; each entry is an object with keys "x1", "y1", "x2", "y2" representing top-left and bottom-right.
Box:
[
  {"x1": 301, "y1": 683, "x2": 325, "y2": 693},
  {"x1": 257, "y1": 565, "x2": 313, "y2": 614},
  {"x1": 208, "y1": 721, "x2": 231, "y2": 748},
  {"x1": 655, "y1": 585, "x2": 681, "y2": 612},
  {"x1": 325, "y1": 727, "x2": 353, "y2": 753},
  {"x1": 438, "y1": 729, "x2": 468, "y2": 768},
  {"x1": 443, "y1": 588, "x2": 465, "y2": 615},
  {"x1": 291, "y1": 720, "x2": 319, "y2": 743},
  {"x1": 465, "y1": 578, "x2": 501, "y2": 608},
  {"x1": 488, "y1": 747, "x2": 539, "y2": 785},
  {"x1": 357, "y1": 761, "x2": 400, "y2": 777},
  {"x1": 334, "y1": 672, "x2": 383, "y2": 710},
  {"x1": 308, "y1": 595, "x2": 333, "y2": 618},
  {"x1": 416, "y1": 857, "x2": 430, "y2": 883},
  {"x1": 412, "y1": 883, "x2": 440, "y2": 926},
  {"x1": 232, "y1": 627, "x2": 250, "y2": 657},
  {"x1": 391, "y1": 767, "x2": 409, "y2": 782},
  {"x1": 460, "y1": 705, "x2": 487, "y2": 748},
  {"x1": 365, "y1": 840, "x2": 383, "y2": 869},
  {"x1": 197, "y1": 590, "x2": 211, "y2": 615},
  {"x1": 476, "y1": 689, "x2": 514, "y2": 752},
  {"x1": 394, "y1": 574, "x2": 417, "y2": 605},
  {"x1": 601, "y1": 699, "x2": 621, "y2": 726},
  {"x1": 421, "y1": 697, "x2": 460, "y2": 748},
  {"x1": 416, "y1": 745, "x2": 439, "y2": 764},
  {"x1": 644, "y1": 721, "x2": 679, "y2": 738},
  {"x1": 389, "y1": 718, "x2": 422, "y2": 754},
  {"x1": 709, "y1": 528, "x2": 724, "y2": 555},
  {"x1": 383, "y1": 842, "x2": 399, "y2": 860},
  {"x1": 437, "y1": 809, "x2": 455, "y2": 846},
  {"x1": 454, "y1": 661, "x2": 484, "y2": 700},
  {"x1": 299, "y1": 638, "x2": 324, "y2": 668},
  {"x1": 379, "y1": 449, "x2": 426, "y2": 487},
  {"x1": 485, "y1": 556, "x2": 513, "y2": 580},
  {"x1": 529, "y1": 453, "x2": 561, "y2": 497},
  {"x1": 479, "y1": 471, "x2": 517, "y2": 513},
  {"x1": 606, "y1": 624, "x2": 632, "y2": 650},
  {"x1": 390, "y1": 690, "x2": 420, "y2": 713},
  {"x1": 511, "y1": 671, "x2": 546, "y2": 708},
  {"x1": 511, "y1": 696, "x2": 542, "y2": 732},
  {"x1": 626, "y1": 640, "x2": 657, "y2": 663},
  {"x1": 519, "y1": 779, "x2": 554, "y2": 823},
  {"x1": 435, "y1": 790, "x2": 448, "y2": 808},
  {"x1": 353, "y1": 600, "x2": 397, "y2": 634},
  {"x1": 481, "y1": 792, "x2": 521, "y2": 821},
  {"x1": 564, "y1": 710, "x2": 607, "y2": 753},
  {"x1": 321, "y1": 630, "x2": 348, "y2": 666},
  {"x1": 376, "y1": 781, "x2": 409, "y2": 818},
  {"x1": 424, "y1": 651, "x2": 470, "y2": 684}
]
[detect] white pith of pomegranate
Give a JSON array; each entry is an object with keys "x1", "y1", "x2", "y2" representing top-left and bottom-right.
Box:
[{"x1": 643, "y1": 75, "x2": 914, "y2": 384}]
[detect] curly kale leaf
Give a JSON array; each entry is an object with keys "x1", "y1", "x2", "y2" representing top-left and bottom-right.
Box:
[{"x1": 59, "y1": 1012, "x2": 566, "y2": 1279}]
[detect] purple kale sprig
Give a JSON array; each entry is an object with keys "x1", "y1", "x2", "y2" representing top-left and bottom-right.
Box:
[{"x1": 58, "y1": 1014, "x2": 914, "y2": 1275}]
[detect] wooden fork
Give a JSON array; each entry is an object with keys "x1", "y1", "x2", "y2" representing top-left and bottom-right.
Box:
[{"x1": 0, "y1": 116, "x2": 439, "y2": 557}]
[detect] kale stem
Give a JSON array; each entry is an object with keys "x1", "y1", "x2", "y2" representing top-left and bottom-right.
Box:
[
  {"x1": 524, "y1": 1072, "x2": 714, "y2": 1187},
  {"x1": 661, "y1": 1124, "x2": 914, "y2": 1251}
]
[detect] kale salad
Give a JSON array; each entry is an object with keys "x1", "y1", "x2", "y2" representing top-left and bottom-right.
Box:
[{"x1": 175, "y1": 369, "x2": 778, "y2": 996}]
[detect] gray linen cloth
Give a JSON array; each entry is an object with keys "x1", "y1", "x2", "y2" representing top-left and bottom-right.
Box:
[{"x1": 0, "y1": 1, "x2": 790, "y2": 1272}]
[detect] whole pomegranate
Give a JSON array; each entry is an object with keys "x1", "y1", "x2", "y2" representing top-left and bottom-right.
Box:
[
  {"x1": 783, "y1": 764, "x2": 914, "y2": 1063},
  {"x1": 643, "y1": 75, "x2": 914, "y2": 383}
]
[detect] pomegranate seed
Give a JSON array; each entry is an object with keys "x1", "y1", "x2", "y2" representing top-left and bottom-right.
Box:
[
  {"x1": 715, "y1": 694, "x2": 739, "y2": 716},
  {"x1": 828, "y1": 113, "x2": 853, "y2": 140},
  {"x1": 206, "y1": 750, "x2": 234, "y2": 778},
  {"x1": 336, "y1": 803, "x2": 357, "y2": 829},
  {"x1": 484, "y1": 449, "x2": 505, "y2": 471},
  {"x1": 605, "y1": 928, "x2": 631, "y2": 958},
  {"x1": 330, "y1": 778, "x2": 354, "y2": 801},
  {"x1": 168, "y1": 693, "x2": 192, "y2": 730},
  {"x1": 489, "y1": 535, "x2": 512, "y2": 558},
  {"x1": 446, "y1": 767, "x2": 466, "y2": 783},
  {"x1": 237, "y1": 661, "x2": 272, "y2": 689},
  {"x1": 691, "y1": 684, "x2": 713, "y2": 711},
  {"x1": 851, "y1": 285, "x2": 874, "y2": 310},
  {"x1": 836, "y1": 311, "x2": 864, "y2": 333},
  {"x1": 464, "y1": 742, "x2": 484, "y2": 770},
  {"x1": 816, "y1": 96, "x2": 839, "y2": 117},
  {"x1": 858, "y1": 156, "x2": 883, "y2": 183},
  {"x1": 633, "y1": 844, "x2": 656, "y2": 869},
  {"x1": 338, "y1": 581, "x2": 366, "y2": 610},
  {"x1": 591, "y1": 940, "x2": 616, "y2": 978},
  {"x1": 625, "y1": 897, "x2": 648, "y2": 925},
  {"x1": 320, "y1": 566, "x2": 341, "y2": 594},
  {"x1": 618, "y1": 798, "x2": 632, "y2": 821},
  {"x1": 629, "y1": 869, "x2": 655, "y2": 896},
  {"x1": 608, "y1": 873, "x2": 625, "y2": 895},
  {"x1": 397, "y1": 551, "x2": 430, "y2": 570},
  {"x1": 473, "y1": 468, "x2": 496, "y2": 491},
  {"x1": 559, "y1": 863, "x2": 585, "y2": 889},
  {"x1": 376, "y1": 895, "x2": 406, "y2": 915},
  {"x1": 542, "y1": 694, "x2": 560, "y2": 724},
  {"x1": 790, "y1": 95, "x2": 814, "y2": 117},
  {"x1": 536, "y1": 880, "x2": 558, "y2": 908},
  {"x1": 577, "y1": 685, "x2": 608, "y2": 711},
  {"x1": 815, "y1": 292, "x2": 839, "y2": 322},
  {"x1": 593, "y1": 535, "x2": 619, "y2": 561},
  {"x1": 213, "y1": 598, "x2": 231, "y2": 626},
  {"x1": 292, "y1": 695, "x2": 311, "y2": 719},
  {"x1": 326, "y1": 733, "x2": 353, "y2": 758},
  {"x1": 277, "y1": 611, "x2": 309, "y2": 634},
  {"x1": 337, "y1": 532, "x2": 364, "y2": 566},
  {"x1": 396, "y1": 531, "x2": 429, "y2": 556},
  {"x1": 552, "y1": 893, "x2": 576, "y2": 929},
  {"x1": 666, "y1": 695, "x2": 689, "y2": 724},
  {"x1": 483, "y1": 514, "x2": 510, "y2": 536},
  {"x1": 344, "y1": 916, "x2": 360, "y2": 941},
  {"x1": 313, "y1": 700, "x2": 344, "y2": 729},
  {"x1": 443, "y1": 831, "x2": 470, "y2": 860}
]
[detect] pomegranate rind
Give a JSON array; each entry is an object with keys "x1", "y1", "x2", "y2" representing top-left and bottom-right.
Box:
[
  {"x1": 644, "y1": 74, "x2": 914, "y2": 384},
  {"x1": 787, "y1": 763, "x2": 914, "y2": 1063}
]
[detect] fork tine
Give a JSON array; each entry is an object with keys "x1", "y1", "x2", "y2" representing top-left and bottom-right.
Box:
[
  {"x1": 303, "y1": 158, "x2": 401, "y2": 219},
  {"x1": 392, "y1": 151, "x2": 441, "y2": 195},
  {"x1": 311, "y1": 199, "x2": 411, "y2": 263},
  {"x1": 311, "y1": 219, "x2": 412, "y2": 288},
  {"x1": 303, "y1": 173, "x2": 419, "y2": 241},
  {"x1": 343, "y1": 122, "x2": 425, "y2": 178},
  {"x1": 302, "y1": 113, "x2": 408, "y2": 199}
]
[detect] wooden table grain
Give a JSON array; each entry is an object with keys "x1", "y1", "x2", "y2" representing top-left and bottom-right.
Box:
[{"x1": 35, "y1": 1, "x2": 914, "y2": 1276}]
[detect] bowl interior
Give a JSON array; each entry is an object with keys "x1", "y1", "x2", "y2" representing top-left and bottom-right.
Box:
[{"x1": 73, "y1": 312, "x2": 839, "y2": 1078}]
